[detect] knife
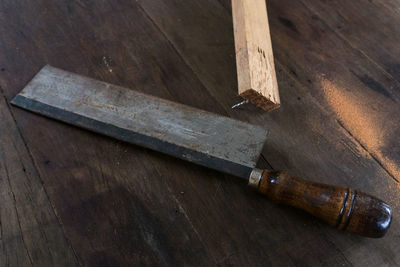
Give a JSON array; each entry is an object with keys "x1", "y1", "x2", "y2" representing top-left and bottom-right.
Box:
[{"x1": 11, "y1": 65, "x2": 392, "y2": 238}]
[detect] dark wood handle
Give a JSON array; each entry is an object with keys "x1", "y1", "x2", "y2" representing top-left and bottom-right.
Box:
[{"x1": 255, "y1": 170, "x2": 392, "y2": 238}]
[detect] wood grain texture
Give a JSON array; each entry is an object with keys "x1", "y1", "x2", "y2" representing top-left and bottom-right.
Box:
[
  {"x1": 257, "y1": 170, "x2": 392, "y2": 238},
  {"x1": 0, "y1": 0, "x2": 399, "y2": 265},
  {"x1": 0, "y1": 92, "x2": 78, "y2": 266},
  {"x1": 266, "y1": 0, "x2": 400, "y2": 182},
  {"x1": 138, "y1": 0, "x2": 400, "y2": 265},
  {"x1": 232, "y1": 0, "x2": 280, "y2": 110}
]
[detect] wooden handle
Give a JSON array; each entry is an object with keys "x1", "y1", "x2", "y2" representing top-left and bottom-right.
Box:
[{"x1": 253, "y1": 170, "x2": 392, "y2": 238}]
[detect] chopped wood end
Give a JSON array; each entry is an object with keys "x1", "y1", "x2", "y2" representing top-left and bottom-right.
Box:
[{"x1": 240, "y1": 89, "x2": 280, "y2": 111}]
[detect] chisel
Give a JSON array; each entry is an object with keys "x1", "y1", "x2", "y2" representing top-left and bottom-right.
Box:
[{"x1": 11, "y1": 65, "x2": 392, "y2": 238}]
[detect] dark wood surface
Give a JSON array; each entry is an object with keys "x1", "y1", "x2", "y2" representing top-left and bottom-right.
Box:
[{"x1": 0, "y1": 0, "x2": 399, "y2": 266}]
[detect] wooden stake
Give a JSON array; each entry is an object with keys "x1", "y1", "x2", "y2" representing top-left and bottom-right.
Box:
[{"x1": 232, "y1": 0, "x2": 280, "y2": 111}]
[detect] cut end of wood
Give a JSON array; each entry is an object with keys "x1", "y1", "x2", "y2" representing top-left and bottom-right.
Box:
[
  {"x1": 232, "y1": 0, "x2": 280, "y2": 112},
  {"x1": 240, "y1": 89, "x2": 280, "y2": 111}
]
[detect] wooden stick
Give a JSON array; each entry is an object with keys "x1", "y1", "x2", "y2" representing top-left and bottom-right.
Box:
[{"x1": 232, "y1": 0, "x2": 280, "y2": 111}]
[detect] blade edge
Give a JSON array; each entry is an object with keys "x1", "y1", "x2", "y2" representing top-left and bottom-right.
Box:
[{"x1": 11, "y1": 95, "x2": 253, "y2": 179}]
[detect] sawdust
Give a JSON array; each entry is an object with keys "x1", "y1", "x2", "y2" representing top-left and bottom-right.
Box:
[{"x1": 320, "y1": 78, "x2": 400, "y2": 182}]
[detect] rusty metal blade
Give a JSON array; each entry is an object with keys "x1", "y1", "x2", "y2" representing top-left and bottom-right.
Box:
[{"x1": 11, "y1": 65, "x2": 268, "y2": 179}]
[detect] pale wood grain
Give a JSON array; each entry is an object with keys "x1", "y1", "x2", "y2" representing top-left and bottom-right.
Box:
[{"x1": 232, "y1": 0, "x2": 280, "y2": 110}]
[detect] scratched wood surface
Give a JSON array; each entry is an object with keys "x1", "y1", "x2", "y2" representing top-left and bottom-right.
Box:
[{"x1": 0, "y1": 0, "x2": 399, "y2": 266}]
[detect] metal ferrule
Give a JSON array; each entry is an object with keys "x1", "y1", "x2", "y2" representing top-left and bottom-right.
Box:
[{"x1": 248, "y1": 168, "x2": 264, "y2": 189}]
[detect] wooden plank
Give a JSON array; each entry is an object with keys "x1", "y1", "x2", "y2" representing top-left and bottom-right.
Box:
[
  {"x1": 0, "y1": 0, "x2": 215, "y2": 265},
  {"x1": 302, "y1": 0, "x2": 400, "y2": 86},
  {"x1": 264, "y1": 0, "x2": 400, "y2": 182},
  {"x1": 232, "y1": 0, "x2": 280, "y2": 110},
  {"x1": 137, "y1": 0, "x2": 400, "y2": 265},
  {"x1": 0, "y1": 92, "x2": 79, "y2": 266},
  {"x1": 0, "y1": 0, "x2": 399, "y2": 265}
]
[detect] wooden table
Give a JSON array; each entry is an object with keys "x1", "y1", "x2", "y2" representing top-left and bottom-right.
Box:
[{"x1": 1, "y1": 0, "x2": 399, "y2": 266}]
